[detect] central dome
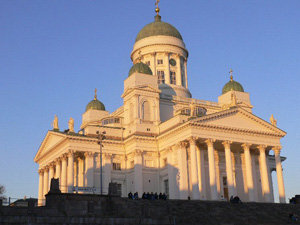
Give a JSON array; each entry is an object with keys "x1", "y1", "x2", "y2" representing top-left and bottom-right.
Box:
[{"x1": 135, "y1": 15, "x2": 183, "y2": 42}]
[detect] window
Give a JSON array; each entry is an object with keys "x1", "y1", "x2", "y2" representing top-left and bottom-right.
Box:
[
  {"x1": 170, "y1": 71, "x2": 176, "y2": 84},
  {"x1": 193, "y1": 107, "x2": 207, "y2": 117},
  {"x1": 157, "y1": 59, "x2": 163, "y2": 65},
  {"x1": 142, "y1": 101, "x2": 151, "y2": 121},
  {"x1": 181, "y1": 108, "x2": 191, "y2": 116},
  {"x1": 146, "y1": 61, "x2": 150, "y2": 66},
  {"x1": 157, "y1": 70, "x2": 165, "y2": 84},
  {"x1": 102, "y1": 117, "x2": 121, "y2": 125},
  {"x1": 113, "y1": 163, "x2": 121, "y2": 171}
]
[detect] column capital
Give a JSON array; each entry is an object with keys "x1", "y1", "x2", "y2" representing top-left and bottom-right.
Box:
[
  {"x1": 54, "y1": 158, "x2": 61, "y2": 164},
  {"x1": 241, "y1": 143, "x2": 252, "y2": 150},
  {"x1": 84, "y1": 151, "x2": 94, "y2": 158},
  {"x1": 49, "y1": 162, "x2": 55, "y2": 168},
  {"x1": 43, "y1": 165, "x2": 49, "y2": 171},
  {"x1": 273, "y1": 146, "x2": 282, "y2": 155},
  {"x1": 38, "y1": 168, "x2": 44, "y2": 174},
  {"x1": 67, "y1": 150, "x2": 75, "y2": 157},
  {"x1": 222, "y1": 140, "x2": 232, "y2": 149},
  {"x1": 177, "y1": 141, "x2": 189, "y2": 148},
  {"x1": 134, "y1": 149, "x2": 143, "y2": 157},
  {"x1": 165, "y1": 147, "x2": 173, "y2": 154},
  {"x1": 61, "y1": 153, "x2": 68, "y2": 160},
  {"x1": 204, "y1": 139, "x2": 215, "y2": 147},
  {"x1": 188, "y1": 136, "x2": 198, "y2": 145},
  {"x1": 258, "y1": 145, "x2": 267, "y2": 152}
]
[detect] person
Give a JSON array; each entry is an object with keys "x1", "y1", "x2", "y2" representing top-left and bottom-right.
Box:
[
  {"x1": 230, "y1": 196, "x2": 242, "y2": 204},
  {"x1": 230, "y1": 195, "x2": 234, "y2": 203},
  {"x1": 159, "y1": 193, "x2": 162, "y2": 200},
  {"x1": 142, "y1": 192, "x2": 146, "y2": 199},
  {"x1": 128, "y1": 192, "x2": 133, "y2": 199},
  {"x1": 154, "y1": 192, "x2": 158, "y2": 200},
  {"x1": 151, "y1": 192, "x2": 155, "y2": 200},
  {"x1": 289, "y1": 213, "x2": 299, "y2": 221},
  {"x1": 162, "y1": 193, "x2": 167, "y2": 200},
  {"x1": 134, "y1": 192, "x2": 138, "y2": 200}
]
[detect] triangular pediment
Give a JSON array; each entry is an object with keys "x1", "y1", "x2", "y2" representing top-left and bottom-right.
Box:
[
  {"x1": 191, "y1": 107, "x2": 286, "y2": 136},
  {"x1": 122, "y1": 85, "x2": 160, "y2": 98},
  {"x1": 34, "y1": 131, "x2": 67, "y2": 162}
]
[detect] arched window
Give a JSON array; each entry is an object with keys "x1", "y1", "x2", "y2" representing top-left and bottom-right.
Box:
[{"x1": 142, "y1": 101, "x2": 151, "y2": 121}]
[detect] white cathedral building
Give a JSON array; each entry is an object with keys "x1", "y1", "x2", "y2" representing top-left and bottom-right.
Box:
[{"x1": 34, "y1": 8, "x2": 287, "y2": 206}]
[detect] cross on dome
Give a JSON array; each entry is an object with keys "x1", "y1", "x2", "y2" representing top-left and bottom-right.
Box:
[
  {"x1": 229, "y1": 68, "x2": 233, "y2": 81},
  {"x1": 155, "y1": 0, "x2": 160, "y2": 15},
  {"x1": 94, "y1": 88, "x2": 97, "y2": 100}
]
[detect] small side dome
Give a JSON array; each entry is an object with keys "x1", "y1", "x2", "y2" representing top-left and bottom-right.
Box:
[
  {"x1": 128, "y1": 62, "x2": 153, "y2": 77},
  {"x1": 222, "y1": 73, "x2": 244, "y2": 94},
  {"x1": 85, "y1": 89, "x2": 105, "y2": 112}
]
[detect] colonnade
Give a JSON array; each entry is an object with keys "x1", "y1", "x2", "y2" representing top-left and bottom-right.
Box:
[
  {"x1": 168, "y1": 137, "x2": 286, "y2": 203},
  {"x1": 38, "y1": 150, "x2": 112, "y2": 206}
]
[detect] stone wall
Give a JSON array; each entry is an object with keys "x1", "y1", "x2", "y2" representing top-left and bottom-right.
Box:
[{"x1": 0, "y1": 193, "x2": 299, "y2": 225}]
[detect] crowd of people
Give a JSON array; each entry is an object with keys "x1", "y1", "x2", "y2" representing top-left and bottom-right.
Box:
[{"x1": 128, "y1": 192, "x2": 167, "y2": 200}]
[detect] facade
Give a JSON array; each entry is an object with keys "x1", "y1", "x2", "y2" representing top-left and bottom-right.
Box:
[{"x1": 34, "y1": 8, "x2": 287, "y2": 206}]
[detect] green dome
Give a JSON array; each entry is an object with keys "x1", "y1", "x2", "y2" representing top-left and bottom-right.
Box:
[
  {"x1": 128, "y1": 62, "x2": 153, "y2": 76},
  {"x1": 85, "y1": 99, "x2": 105, "y2": 112},
  {"x1": 222, "y1": 77, "x2": 244, "y2": 94},
  {"x1": 135, "y1": 15, "x2": 183, "y2": 42}
]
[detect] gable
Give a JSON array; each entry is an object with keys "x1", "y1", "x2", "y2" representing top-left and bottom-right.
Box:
[
  {"x1": 34, "y1": 131, "x2": 66, "y2": 162},
  {"x1": 192, "y1": 108, "x2": 286, "y2": 136}
]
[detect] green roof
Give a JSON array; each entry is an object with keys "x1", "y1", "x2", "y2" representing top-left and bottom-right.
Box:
[
  {"x1": 135, "y1": 15, "x2": 183, "y2": 42},
  {"x1": 222, "y1": 77, "x2": 244, "y2": 94},
  {"x1": 128, "y1": 62, "x2": 153, "y2": 77},
  {"x1": 86, "y1": 99, "x2": 105, "y2": 112}
]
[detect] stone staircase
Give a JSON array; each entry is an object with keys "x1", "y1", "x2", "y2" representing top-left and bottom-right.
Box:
[{"x1": 0, "y1": 193, "x2": 299, "y2": 224}]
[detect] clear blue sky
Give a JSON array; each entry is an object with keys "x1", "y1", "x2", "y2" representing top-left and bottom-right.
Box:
[{"x1": 0, "y1": 0, "x2": 299, "y2": 202}]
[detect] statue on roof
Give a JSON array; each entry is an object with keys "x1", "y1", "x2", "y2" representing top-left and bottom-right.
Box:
[
  {"x1": 52, "y1": 115, "x2": 59, "y2": 131},
  {"x1": 68, "y1": 117, "x2": 74, "y2": 132},
  {"x1": 270, "y1": 114, "x2": 277, "y2": 126}
]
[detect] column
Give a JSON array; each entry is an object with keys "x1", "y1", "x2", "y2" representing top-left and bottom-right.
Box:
[
  {"x1": 177, "y1": 142, "x2": 189, "y2": 199},
  {"x1": 151, "y1": 53, "x2": 156, "y2": 77},
  {"x1": 78, "y1": 157, "x2": 84, "y2": 188},
  {"x1": 196, "y1": 145, "x2": 206, "y2": 200},
  {"x1": 164, "y1": 53, "x2": 170, "y2": 84},
  {"x1": 274, "y1": 147, "x2": 286, "y2": 203},
  {"x1": 184, "y1": 60, "x2": 188, "y2": 88},
  {"x1": 43, "y1": 166, "x2": 49, "y2": 196},
  {"x1": 176, "y1": 54, "x2": 182, "y2": 86},
  {"x1": 222, "y1": 141, "x2": 236, "y2": 199},
  {"x1": 205, "y1": 139, "x2": 218, "y2": 200},
  {"x1": 61, "y1": 155, "x2": 67, "y2": 193},
  {"x1": 38, "y1": 169, "x2": 44, "y2": 206},
  {"x1": 134, "y1": 150, "x2": 143, "y2": 197},
  {"x1": 67, "y1": 150, "x2": 74, "y2": 192},
  {"x1": 104, "y1": 153, "x2": 112, "y2": 194},
  {"x1": 189, "y1": 137, "x2": 200, "y2": 199},
  {"x1": 85, "y1": 152, "x2": 94, "y2": 188},
  {"x1": 242, "y1": 143, "x2": 255, "y2": 201},
  {"x1": 251, "y1": 153, "x2": 259, "y2": 202},
  {"x1": 258, "y1": 145, "x2": 271, "y2": 202},
  {"x1": 48, "y1": 164, "x2": 55, "y2": 188},
  {"x1": 214, "y1": 150, "x2": 221, "y2": 197},
  {"x1": 55, "y1": 159, "x2": 61, "y2": 181},
  {"x1": 167, "y1": 147, "x2": 176, "y2": 199}
]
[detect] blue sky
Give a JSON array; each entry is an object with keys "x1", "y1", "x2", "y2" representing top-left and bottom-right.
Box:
[{"x1": 0, "y1": 0, "x2": 299, "y2": 202}]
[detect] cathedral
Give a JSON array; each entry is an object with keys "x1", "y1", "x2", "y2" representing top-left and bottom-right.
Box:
[{"x1": 34, "y1": 6, "x2": 287, "y2": 206}]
